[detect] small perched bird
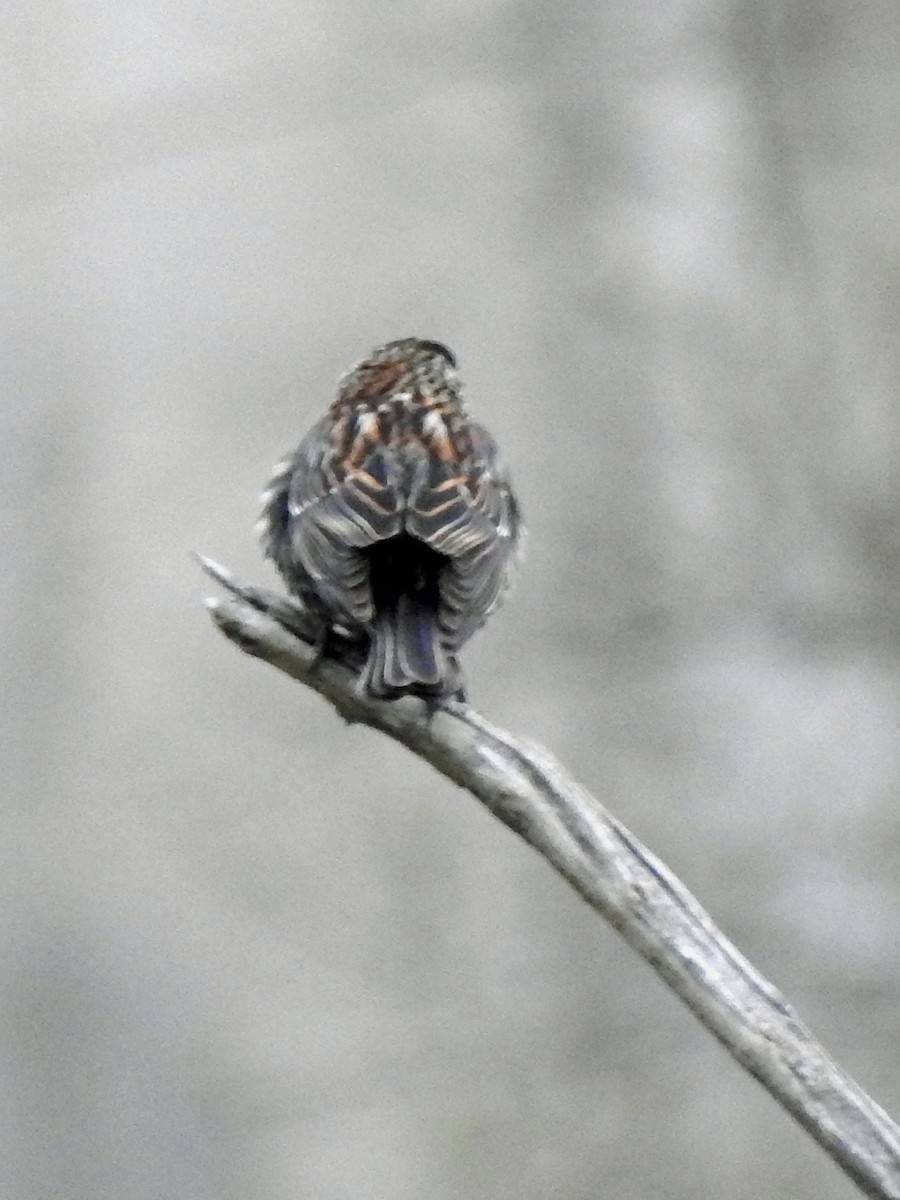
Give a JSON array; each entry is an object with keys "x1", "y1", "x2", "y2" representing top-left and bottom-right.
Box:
[{"x1": 258, "y1": 337, "x2": 520, "y2": 701}]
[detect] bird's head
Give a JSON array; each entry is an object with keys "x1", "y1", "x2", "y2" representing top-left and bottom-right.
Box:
[{"x1": 336, "y1": 337, "x2": 462, "y2": 411}]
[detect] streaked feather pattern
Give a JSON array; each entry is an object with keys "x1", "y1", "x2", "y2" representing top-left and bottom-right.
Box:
[{"x1": 259, "y1": 338, "x2": 520, "y2": 700}]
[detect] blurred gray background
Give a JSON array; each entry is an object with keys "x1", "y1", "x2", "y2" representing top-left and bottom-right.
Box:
[{"x1": 5, "y1": 2, "x2": 900, "y2": 1197}]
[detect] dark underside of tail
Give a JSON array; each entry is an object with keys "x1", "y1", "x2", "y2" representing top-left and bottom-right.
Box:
[{"x1": 363, "y1": 535, "x2": 451, "y2": 697}]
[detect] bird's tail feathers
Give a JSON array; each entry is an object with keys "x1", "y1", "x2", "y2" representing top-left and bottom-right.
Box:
[{"x1": 365, "y1": 596, "x2": 446, "y2": 697}]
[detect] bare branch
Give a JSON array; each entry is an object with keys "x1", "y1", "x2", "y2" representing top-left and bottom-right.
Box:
[{"x1": 198, "y1": 555, "x2": 900, "y2": 1199}]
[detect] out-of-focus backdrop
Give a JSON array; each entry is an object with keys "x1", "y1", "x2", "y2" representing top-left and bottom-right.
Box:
[{"x1": 5, "y1": 3, "x2": 900, "y2": 1197}]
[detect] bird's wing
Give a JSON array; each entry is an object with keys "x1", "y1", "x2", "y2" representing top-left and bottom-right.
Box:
[
  {"x1": 285, "y1": 416, "x2": 404, "y2": 625},
  {"x1": 406, "y1": 421, "x2": 521, "y2": 648},
  {"x1": 257, "y1": 451, "x2": 295, "y2": 572}
]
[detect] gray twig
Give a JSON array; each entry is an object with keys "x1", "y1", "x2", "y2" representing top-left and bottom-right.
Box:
[{"x1": 198, "y1": 555, "x2": 900, "y2": 1199}]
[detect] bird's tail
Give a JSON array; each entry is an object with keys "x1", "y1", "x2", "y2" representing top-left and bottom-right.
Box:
[{"x1": 364, "y1": 595, "x2": 448, "y2": 697}]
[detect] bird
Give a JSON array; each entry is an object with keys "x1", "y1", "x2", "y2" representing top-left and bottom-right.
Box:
[{"x1": 258, "y1": 337, "x2": 521, "y2": 702}]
